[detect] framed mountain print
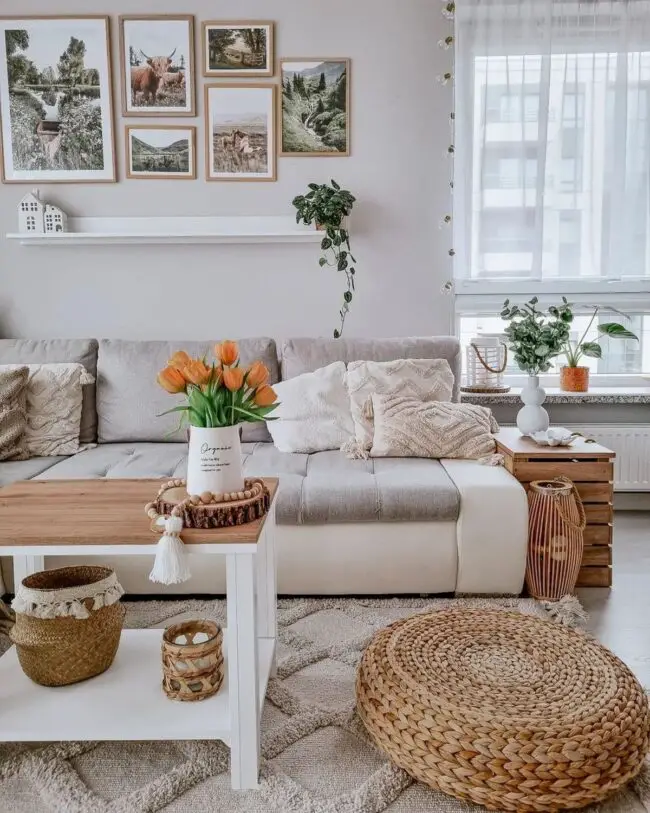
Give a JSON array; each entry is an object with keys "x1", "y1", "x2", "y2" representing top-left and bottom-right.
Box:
[
  {"x1": 0, "y1": 15, "x2": 116, "y2": 183},
  {"x1": 279, "y1": 58, "x2": 350, "y2": 156},
  {"x1": 126, "y1": 125, "x2": 196, "y2": 180}
]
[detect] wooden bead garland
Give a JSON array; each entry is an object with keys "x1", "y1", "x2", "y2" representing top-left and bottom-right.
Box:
[{"x1": 145, "y1": 477, "x2": 270, "y2": 530}]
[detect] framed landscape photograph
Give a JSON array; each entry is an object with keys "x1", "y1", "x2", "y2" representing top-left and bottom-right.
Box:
[
  {"x1": 202, "y1": 22, "x2": 273, "y2": 77},
  {"x1": 279, "y1": 58, "x2": 350, "y2": 156},
  {"x1": 0, "y1": 15, "x2": 115, "y2": 183},
  {"x1": 119, "y1": 15, "x2": 195, "y2": 116},
  {"x1": 205, "y1": 84, "x2": 276, "y2": 182},
  {"x1": 126, "y1": 125, "x2": 196, "y2": 180}
]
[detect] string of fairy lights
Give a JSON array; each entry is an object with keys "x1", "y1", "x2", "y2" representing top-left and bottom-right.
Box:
[{"x1": 438, "y1": 2, "x2": 456, "y2": 302}]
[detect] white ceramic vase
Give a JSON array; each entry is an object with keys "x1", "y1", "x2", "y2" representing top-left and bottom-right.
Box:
[
  {"x1": 186, "y1": 425, "x2": 244, "y2": 496},
  {"x1": 516, "y1": 375, "x2": 550, "y2": 436}
]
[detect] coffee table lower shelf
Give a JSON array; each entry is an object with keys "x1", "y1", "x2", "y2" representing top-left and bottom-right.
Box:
[{"x1": 0, "y1": 629, "x2": 275, "y2": 743}]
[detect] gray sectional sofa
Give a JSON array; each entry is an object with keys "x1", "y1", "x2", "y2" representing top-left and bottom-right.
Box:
[{"x1": 0, "y1": 337, "x2": 528, "y2": 596}]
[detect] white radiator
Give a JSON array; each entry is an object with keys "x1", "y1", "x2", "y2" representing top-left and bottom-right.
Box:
[{"x1": 569, "y1": 424, "x2": 650, "y2": 492}]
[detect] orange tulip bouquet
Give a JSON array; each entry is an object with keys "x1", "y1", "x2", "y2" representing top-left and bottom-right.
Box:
[{"x1": 157, "y1": 340, "x2": 278, "y2": 501}]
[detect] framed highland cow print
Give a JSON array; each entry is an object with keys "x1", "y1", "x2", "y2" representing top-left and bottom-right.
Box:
[
  {"x1": 202, "y1": 22, "x2": 274, "y2": 77},
  {"x1": 279, "y1": 58, "x2": 350, "y2": 156},
  {"x1": 205, "y1": 83, "x2": 276, "y2": 182},
  {"x1": 119, "y1": 15, "x2": 195, "y2": 116},
  {"x1": 0, "y1": 15, "x2": 116, "y2": 183}
]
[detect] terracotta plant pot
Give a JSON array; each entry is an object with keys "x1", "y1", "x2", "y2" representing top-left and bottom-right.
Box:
[{"x1": 560, "y1": 366, "x2": 589, "y2": 392}]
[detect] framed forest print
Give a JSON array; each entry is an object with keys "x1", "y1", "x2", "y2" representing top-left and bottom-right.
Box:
[
  {"x1": 205, "y1": 83, "x2": 276, "y2": 182},
  {"x1": 126, "y1": 125, "x2": 196, "y2": 180},
  {"x1": 0, "y1": 15, "x2": 116, "y2": 183},
  {"x1": 279, "y1": 58, "x2": 350, "y2": 156},
  {"x1": 202, "y1": 22, "x2": 273, "y2": 77},
  {"x1": 120, "y1": 15, "x2": 195, "y2": 116}
]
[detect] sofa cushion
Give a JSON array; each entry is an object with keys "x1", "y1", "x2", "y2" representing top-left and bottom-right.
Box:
[
  {"x1": 39, "y1": 442, "x2": 460, "y2": 525},
  {"x1": 96, "y1": 339, "x2": 279, "y2": 444},
  {"x1": 0, "y1": 456, "x2": 67, "y2": 487},
  {"x1": 281, "y1": 336, "x2": 462, "y2": 401},
  {"x1": 0, "y1": 339, "x2": 98, "y2": 444}
]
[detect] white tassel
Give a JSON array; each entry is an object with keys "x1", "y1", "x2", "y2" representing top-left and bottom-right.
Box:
[
  {"x1": 80, "y1": 370, "x2": 95, "y2": 385},
  {"x1": 340, "y1": 438, "x2": 369, "y2": 460},
  {"x1": 149, "y1": 515, "x2": 191, "y2": 585}
]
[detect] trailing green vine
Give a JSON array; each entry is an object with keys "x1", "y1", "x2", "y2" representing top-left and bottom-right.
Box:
[{"x1": 292, "y1": 180, "x2": 356, "y2": 338}]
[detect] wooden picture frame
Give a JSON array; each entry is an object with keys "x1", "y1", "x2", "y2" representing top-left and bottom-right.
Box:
[
  {"x1": 279, "y1": 58, "x2": 350, "y2": 157},
  {"x1": 0, "y1": 15, "x2": 116, "y2": 183},
  {"x1": 125, "y1": 125, "x2": 197, "y2": 180},
  {"x1": 205, "y1": 83, "x2": 276, "y2": 182},
  {"x1": 202, "y1": 21, "x2": 274, "y2": 77},
  {"x1": 119, "y1": 14, "x2": 195, "y2": 117}
]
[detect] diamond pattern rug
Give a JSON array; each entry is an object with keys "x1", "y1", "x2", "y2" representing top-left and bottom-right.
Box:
[{"x1": 0, "y1": 596, "x2": 648, "y2": 813}]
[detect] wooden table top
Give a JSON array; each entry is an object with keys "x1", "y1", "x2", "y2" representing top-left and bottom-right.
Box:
[
  {"x1": 0, "y1": 478, "x2": 279, "y2": 547},
  {"x1": 494, "y1": 427, "x2": 615, "y2": 459}
]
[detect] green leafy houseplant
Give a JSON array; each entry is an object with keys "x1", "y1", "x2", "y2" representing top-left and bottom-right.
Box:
[
  {"x1": 292, "y1": 180, "x2": 356, "y2": 338},
  {"x1": 500, "y1": 297, "x2": 572, "y2": 375},
  {"x1": 501, "y1": 297, "x2": 638, "y2": 374}
]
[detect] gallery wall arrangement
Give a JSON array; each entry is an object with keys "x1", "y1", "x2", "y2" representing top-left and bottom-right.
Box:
[{"x1": 0, "y1": 14, "x2": 351, "y2": 184}]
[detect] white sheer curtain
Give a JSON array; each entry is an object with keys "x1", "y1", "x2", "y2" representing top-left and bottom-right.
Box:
[{"x1": 453, "y1": 0, "x2": 650, "y2": 284}]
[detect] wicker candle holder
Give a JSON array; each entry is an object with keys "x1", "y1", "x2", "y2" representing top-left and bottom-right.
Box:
[
  {"x1": 161, "y1": 620, "x2": 224, "y2": 702},
  {"x1": 526, "y1": 477, "x2": 586, "y2": 600}
]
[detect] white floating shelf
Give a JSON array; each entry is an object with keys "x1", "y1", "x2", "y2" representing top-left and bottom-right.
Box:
[{"x1": 6, "y1": 216, "x2": 323, "y2": 246}]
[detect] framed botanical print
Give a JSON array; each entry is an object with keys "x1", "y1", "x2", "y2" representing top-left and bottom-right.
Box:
[
  {"x1": 202, "y1": 22, "x2": 274, "y2": 77},
  {"x1": 126, "y1": 125, "x2": 196, "y2": 180},
  {"x1": 119, "y1": 15, "x2": 195, "y2": 116},
  {"x1": 279, "y1": 58, "x2": 350, "y2": 156},
  {"x1": 205, "y1": 84, "x2": 276, "y2": 182},
  {"x1": 0, "y1": 15, "x2": 116, "y2": 183}
]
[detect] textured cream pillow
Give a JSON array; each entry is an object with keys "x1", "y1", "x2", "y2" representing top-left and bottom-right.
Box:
[
  {"x1": 0, "y1": 367, "x2": 29, "y2": 461},
  {"x1": 268, "y1": 362, "x2": 354, "y2": 453},
  {"x1": 0, "y1": 363, "x2": 94, "y2": 457},
  {"x1": 346, "y1": 358, "x2": 454, "y2": 451},
  {"x1": 370, "y1": 394, "x2": 498, "y2": 459}
]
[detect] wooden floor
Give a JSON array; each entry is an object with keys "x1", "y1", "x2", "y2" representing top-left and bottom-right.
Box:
[{"x1": 578, "y1": 511, "x2": 650, "y2": 686}]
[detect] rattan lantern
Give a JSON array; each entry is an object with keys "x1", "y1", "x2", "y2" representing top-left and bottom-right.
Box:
[
  {"x1": 526, "y1": 477, "x2": 586, "y2": 600},
  {"x1": 461, "y1": 334, "x2": 510, "y2": 393},
  {"x1": 162, "y1": 620, "x2": 224, "y2": 701}
]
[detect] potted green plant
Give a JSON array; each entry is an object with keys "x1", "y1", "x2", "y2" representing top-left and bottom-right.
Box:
[
  {"x1": 292, "y1": 180, "x2": 356, "y2": 338},
  {"x1": 552, "y1": 302, "x2": 638, "y2": 392},
  {"x1": 500, "y1": 297, "x2": 571, "y2": 434}
]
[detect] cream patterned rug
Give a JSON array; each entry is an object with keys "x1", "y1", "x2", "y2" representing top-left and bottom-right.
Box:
[{"x1": 0, "y1": 596, "x2": 648, "y2": 813}]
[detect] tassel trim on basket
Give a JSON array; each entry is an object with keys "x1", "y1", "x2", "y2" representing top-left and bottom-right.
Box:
[{"x1": 12, "y1": 572, "x2": 124, "y2": 620}]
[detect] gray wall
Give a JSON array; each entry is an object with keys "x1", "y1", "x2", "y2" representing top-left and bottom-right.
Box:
[{"x1": 0, "y1": 0, "x2": 453, "y2": 341}]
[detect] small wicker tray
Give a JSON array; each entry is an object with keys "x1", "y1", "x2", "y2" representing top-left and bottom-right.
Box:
[
  {"x1": 460, "y1": 384, "x2": 511, "y2": 393},
  {"x1": 155, "y1": 478, "x2": 270, "y2": 529}
]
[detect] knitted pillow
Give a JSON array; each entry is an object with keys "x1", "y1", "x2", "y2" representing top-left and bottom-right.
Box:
[
  {"x1": 370, "y1": 394, "x2": 498, "y2": 459},
  {"x1": 0, "y1": 366, "x2": 29, "y2": 461}
]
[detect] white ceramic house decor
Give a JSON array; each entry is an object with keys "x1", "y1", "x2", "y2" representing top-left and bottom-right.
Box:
[
  {"x1": 517, "y1": 375, "x2": 550, "y2": 436},
  {"x1": 18, "y1": 190, "x2": 44, "y2": 234},
  {"x1": 18, "y1": 189, "x2": 67, "y2": 234}
]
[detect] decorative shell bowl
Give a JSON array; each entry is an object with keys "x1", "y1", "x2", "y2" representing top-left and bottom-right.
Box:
[{"x1": 530, "y1": 428, "x2": 579, "y2": 447}]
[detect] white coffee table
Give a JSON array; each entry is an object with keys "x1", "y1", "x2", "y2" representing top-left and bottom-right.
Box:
[{"x1": 0, "y1": 478, "x2": 278, "y2": 791}]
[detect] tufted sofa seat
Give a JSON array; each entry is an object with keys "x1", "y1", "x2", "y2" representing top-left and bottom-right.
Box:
[{"x1": 0, "y1": 336, "x2": 528, "y2": 596}]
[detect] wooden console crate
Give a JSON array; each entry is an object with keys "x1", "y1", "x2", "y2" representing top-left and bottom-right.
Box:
[{"x1": 495, "y1": 427, "x2": 615, "y2": 588}]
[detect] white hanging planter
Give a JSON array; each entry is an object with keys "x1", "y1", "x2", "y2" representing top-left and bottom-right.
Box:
[
  {"x1": 186, "y1": 425, "x2": 244, "y2": 496},
  {"x1": 517, "y1": 375, "x2": 550, "y2": 436}
]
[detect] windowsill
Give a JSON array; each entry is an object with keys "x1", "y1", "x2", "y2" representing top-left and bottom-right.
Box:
[{"x1": 461, "y1": 387, "x2": 650, "y2": 405}]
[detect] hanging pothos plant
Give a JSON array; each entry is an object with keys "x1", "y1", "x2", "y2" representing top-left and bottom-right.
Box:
[{"x1": 292, "y1": 180, "x2": 356, "y2": 338}]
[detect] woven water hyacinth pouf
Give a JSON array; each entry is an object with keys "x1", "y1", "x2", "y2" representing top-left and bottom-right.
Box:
[{"x1": 356, "y1": 608, "x2": 649, "y2": 812}]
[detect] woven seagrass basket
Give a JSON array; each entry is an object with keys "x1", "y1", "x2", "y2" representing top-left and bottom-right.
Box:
[{"x1": 10, "y1": 565, "x2": 125, "y2": 687}]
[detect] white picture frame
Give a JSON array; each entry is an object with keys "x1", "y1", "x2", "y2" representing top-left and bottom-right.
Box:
[{"x1": 0, "y1": 16, "x2": 116, "y2": 183}]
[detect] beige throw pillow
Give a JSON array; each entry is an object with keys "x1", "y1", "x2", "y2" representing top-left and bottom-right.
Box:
[
  {"x1": 346, "y1": 358, "x2": 454, "y2": 451},
  {"x1": 0, "y1": 367, "x2": 29, "y2": 461},
  {"x1": 370, "y1": 394, "x2": 498, "y2": 459},
  {"x1": 0, "y1": 363, "x2": 94, "y2": 457}
]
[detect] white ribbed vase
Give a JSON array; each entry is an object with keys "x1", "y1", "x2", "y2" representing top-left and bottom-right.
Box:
[
  {"x1": 516, "y1": 375, "x2": 550, "y2": 436},
  {"x1": 186, "y1": 425, "x2": 244, "y2": 496}
]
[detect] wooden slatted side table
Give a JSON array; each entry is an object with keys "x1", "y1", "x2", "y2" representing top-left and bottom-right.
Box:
[{"x1": 495, "y1": 428, "x2": 615, "y2": 587}]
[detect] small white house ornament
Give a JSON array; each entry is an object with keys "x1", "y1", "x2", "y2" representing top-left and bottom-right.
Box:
[{"x1": 17, "y1": 189, "x2": 68, "y2": 234}]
